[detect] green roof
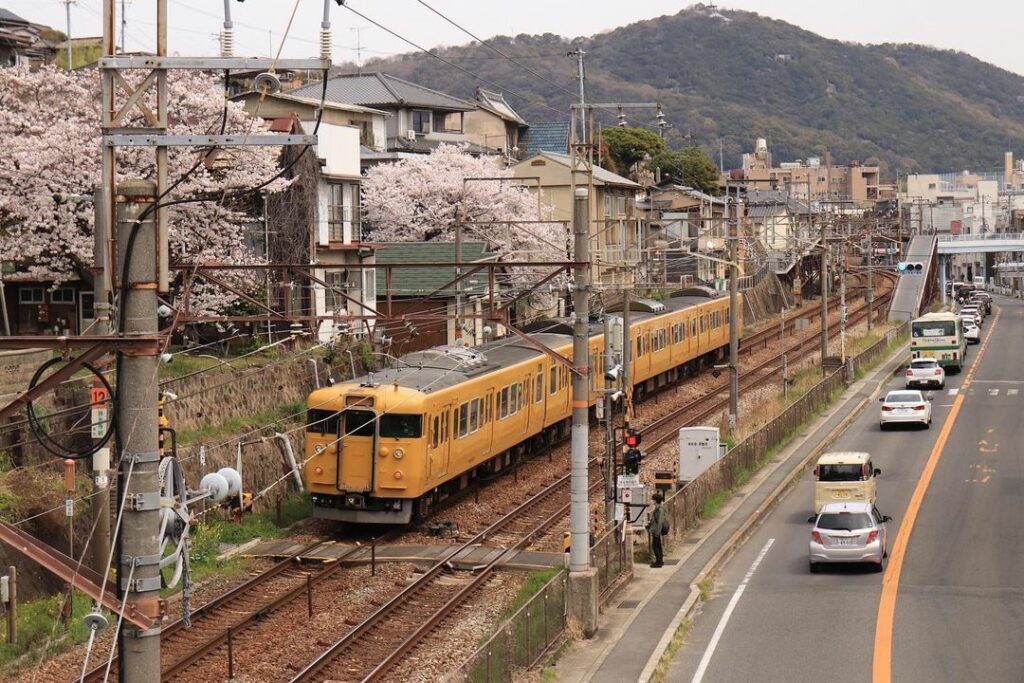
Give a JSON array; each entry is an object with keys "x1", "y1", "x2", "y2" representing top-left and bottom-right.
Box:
[{"x1": 375, "y1": 242, "x2": 498, "y2": 298}]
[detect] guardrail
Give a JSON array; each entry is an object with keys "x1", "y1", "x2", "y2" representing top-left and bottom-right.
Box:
[{"x1": 937, "y1": 232, "x2": 1024, "y2": 242}]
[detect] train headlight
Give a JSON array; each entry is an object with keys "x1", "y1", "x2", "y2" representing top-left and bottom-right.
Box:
[{"x1": 393, "y1": 448, "x2": 404, "y2": 459}]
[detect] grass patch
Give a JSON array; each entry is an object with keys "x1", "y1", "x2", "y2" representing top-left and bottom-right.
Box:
[
  {"x1": 175, "y1": 400, "x2": 306, "y2": 447},
  {"x1": 500, "y1": 567, "x2": 564, "y2": 624},
  {"x1": 700, "y1": 490, "x2": 729, "y2": 520},
  {"x1": 650, "y1": 617, "x2": 693, "y2": 683},
  {"x1": 0, "y1": 591, "x2": 110, "y2": 671}
]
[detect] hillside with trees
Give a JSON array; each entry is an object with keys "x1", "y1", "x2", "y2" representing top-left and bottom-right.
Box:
[{"x1": 359, "y1": 4, "x2": 1024, "y2": 174}]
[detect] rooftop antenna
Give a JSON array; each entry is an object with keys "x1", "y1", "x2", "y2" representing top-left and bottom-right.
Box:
[{"x1": 351, "y1": 26, "x2": 369, "y2": 75}]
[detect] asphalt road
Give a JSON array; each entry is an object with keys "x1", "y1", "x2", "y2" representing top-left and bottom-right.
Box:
[{"x1": 665, "y1": 297, "x2": 1023, "y2": 683}]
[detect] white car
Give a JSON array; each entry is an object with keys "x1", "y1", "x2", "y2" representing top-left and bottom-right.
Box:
[
  {"x1": 964, "y1": 322, "x2": 981, "y2": 344},
  {"x1": 879, "y1": 390, "x2": 932, "y2": 430},
  {"x1": 905, "y1": 358, "x2": 945, "y2": 389},
  {"x1": 960, "y1": 305, "x2": 983, "y2": 323},
  {"x1": 960, "y1": 311, "x2": 981, "y2": 327}
]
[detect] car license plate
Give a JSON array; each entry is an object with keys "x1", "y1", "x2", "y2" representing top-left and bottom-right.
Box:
[
  {"x1": 832, "y1": 491, "x2": 850, "y2": 499},
  {"x1": 835, "y1": 539, "x2": 853, "y2": 546}
]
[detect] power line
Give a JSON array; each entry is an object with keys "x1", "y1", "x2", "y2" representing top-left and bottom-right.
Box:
[
  {"x1": 338, "y1": 2, "x2": 569, "y2": 118},
  {"x1": 415, "y1": 0, "x2": 578, "y2": 100}
]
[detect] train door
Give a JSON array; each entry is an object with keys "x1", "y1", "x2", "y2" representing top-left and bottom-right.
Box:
[
  {"x1": 337, "y1": 408, "x2": 378, "y2": 493},
  {"x1": 427, "y1": 403, "x2": 453, "y2": 480}
]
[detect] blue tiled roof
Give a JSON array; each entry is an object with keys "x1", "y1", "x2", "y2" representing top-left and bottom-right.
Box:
[{"x1": 520, "y1": 121, "x2": 570, "y2": 156}]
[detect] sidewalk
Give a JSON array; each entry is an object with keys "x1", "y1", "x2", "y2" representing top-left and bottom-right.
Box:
[{"x1": 553, "y1": 342, "x2": 909, "y2": 683}]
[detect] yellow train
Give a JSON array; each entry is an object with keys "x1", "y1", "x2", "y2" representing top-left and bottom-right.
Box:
[{"x1": 305, "y1": 290, "x2": 738, "y2": 523}]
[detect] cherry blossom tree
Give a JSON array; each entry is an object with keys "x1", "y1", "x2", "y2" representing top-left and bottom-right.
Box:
[
  {"x1": 362, "y1": 145, "x2": 567, "y2": 315},
  {"x1": 0, "y1": 65, "x2": 286, "y2": 313}
]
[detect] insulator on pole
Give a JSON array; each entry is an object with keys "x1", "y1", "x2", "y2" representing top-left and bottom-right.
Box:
[{"x1": 319, "y1": 29, "x2": 332, "y2": 61}]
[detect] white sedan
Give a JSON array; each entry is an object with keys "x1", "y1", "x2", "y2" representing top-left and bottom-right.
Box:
[
  {"x1": 964, "y1": 322, "x2": 981, "y2": 344},
  {"x1": 879, "y1": 390, "x2": 932, "y2": 430}
]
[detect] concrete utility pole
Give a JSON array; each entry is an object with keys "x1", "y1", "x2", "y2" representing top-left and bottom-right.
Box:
[
  {"x1": 64, "y1": 0, "x2": 77, "y2": 70},
  {"x1": 114, "y1": 180, "x2": 162, "y2": 681},
  {"x1": 867, "y1": 221, "x2": 874, "y2": 331},
  {"x1": 91, "y1": 188, "x2": 111, "y2": 577},
  {"x1": 568, "y1": 48, "x2": 587, "y2": 142},
  {"x1": 569, "y1": 184, "x2": 590, "y2": 574},
  {"x1": 622, "y1": 288, "x2": 632, "y2": 425},
  {"x1": 603, "y1": 315, "x2": 615, "y2": 526},
  {"x1": 820, "y1": 211, "x2": 829, "y2": 370},
  {"x1": 727, "y1": 183, "x2": 739, "y2": 428},
  {"x1": 839, "y1": 242, "x2": 847, "y2": 361}
]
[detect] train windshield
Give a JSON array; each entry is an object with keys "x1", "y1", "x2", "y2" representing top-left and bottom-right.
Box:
[
  {"x1": 306, "y1": 409, "x2": 338, "y2": 435},
  {"x1": 340, "y1": 411, "x2": 423, "y2": 439}
]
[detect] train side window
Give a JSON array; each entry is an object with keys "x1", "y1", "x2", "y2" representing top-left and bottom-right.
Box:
[
  {"x1": 458, "y1": 403, "x2": 469, "y2": 438},
  {"x1": 431, "y1": 416, "x2": 439, "y2": 448},
  {"x1": 512, "y1": 383, "x2": 521, "y2": 413},
  {"x1": 499, "y1": 387, "x2": 509, "y2": 419},
  {"x1": 549, "y1": 367, "x2": 557, "y2": 394},
  {"x1": 469, "y1": 399, "x2": 480, "y2": 433},
  {"x1": 441, "y1": 411, "x2": 449, "y2": 443},
  {"x1": 690, "y1": 319, "x2": 696, "y2": 337},
  {"x1": 536, "y1": 373, "x2": 544, "y2": 402}
]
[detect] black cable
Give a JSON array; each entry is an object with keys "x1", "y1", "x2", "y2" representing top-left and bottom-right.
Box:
[{"x1": 25, "y1": 357, "x2": 115, "y2": 459}]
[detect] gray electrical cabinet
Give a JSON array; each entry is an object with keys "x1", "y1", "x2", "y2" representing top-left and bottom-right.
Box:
[{"x1": 678, "y1": 426, "x2": 721, "y2": 482}]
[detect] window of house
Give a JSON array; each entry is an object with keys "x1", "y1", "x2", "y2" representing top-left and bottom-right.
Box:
[
  {"x1": 80, "y1": 292, "x2": 95, "y2": 321},
  {"x1": 51, "y1": 287, "x2": 75, "y2": 304},
  {"x1": 433, "y1": 111, "x2": 462, "y2": 133},
  {"x1": 604, "y1": 194, "x2": 613, "y2": 218},
  {"x1": 19, "y1": 288, "x2": 43, "y2": 305},
  {"x1": 411, "y1": 109, "x2": 432, "y2": 134},
  {"x1": 617, "y1": 196, "x2": 626, "y2": 216},
  {"x1": 327, "y1": 183, "x2": 346, "y2": 242},
  {"x1": 325, "y1": 270, "x2": 347, "y2": 311}
]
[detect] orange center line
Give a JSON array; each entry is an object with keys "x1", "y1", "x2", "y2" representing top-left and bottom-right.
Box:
[{"x1": 872, "y1": 307, "x2": 1000, "y2": 683}]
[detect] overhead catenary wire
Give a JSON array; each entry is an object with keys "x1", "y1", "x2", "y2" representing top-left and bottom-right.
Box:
[{"x1": 338, "y1": 2, "x2": 570, "y2": 118}]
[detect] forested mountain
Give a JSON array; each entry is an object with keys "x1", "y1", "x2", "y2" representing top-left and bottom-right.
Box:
[{"x1": 359, "y1": 4, "x2": 1024, "y2": 174}]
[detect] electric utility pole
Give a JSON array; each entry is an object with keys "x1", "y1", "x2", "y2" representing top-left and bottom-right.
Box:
[
  {"x1": 820, "y1": 208, "x2": 829, "y2": 370},
  {"x1": 867, "y1": 221, "x2": 874, "y2": 331},
  {"x1": 568, "y1": 48, "x2": 587, "y2": 142},
  {"x1": 727, "y1": 182, "x2": 739, "y2": 428},
  {"x1": 91, "y1": 188, "x2": 111, "y2": 577},
  {"x1": 113, "y1": 180, "x2": 162, "y2": 682},
  {"x1": 64, "y1": 0, "x2": 77, "y2": 70},
  {"x1": 603, "y1": 315, "x2": 615, "y2": 526}
]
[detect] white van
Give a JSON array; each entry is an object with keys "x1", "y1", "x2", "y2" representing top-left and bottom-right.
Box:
[{"x1": 973, "y1": 275, "x2": 986, "y2": 291}]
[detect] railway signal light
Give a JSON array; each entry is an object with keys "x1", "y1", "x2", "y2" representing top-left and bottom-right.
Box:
[
  {"x1": 897, "y1": 262, "x2": 924, "y2": 275},
  {"x1": 624, "y1": 448, "x2": 643, "y2": 475},
  {"x1": 625, "y1": 428, "x2": 641, "y2": 448}
]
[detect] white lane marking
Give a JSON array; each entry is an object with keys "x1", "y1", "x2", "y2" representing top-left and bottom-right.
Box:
[
  {"x1": 971, "y1": 380, "x2": 1024, "y2": 384},
  {"x1": 989, "y1": 388, "x2": 1000, "y2": 396},
  {"x1": 689, "y1": 538, "x2": 775, "y2": 683},
  {"x1": 947, "y1": 388, "x2": 959, "y2": 396},
  {"x1": 1009, "y1": 389, "x2": 1019, "y2": 396}
]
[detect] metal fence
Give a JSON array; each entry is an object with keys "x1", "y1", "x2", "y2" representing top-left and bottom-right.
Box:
[
  {"x1": 446, "y1": 571, "x2": 568, "y2": 683},
  {"x1": 592, "y1": 521, "x2": 630, "y2": 600}
]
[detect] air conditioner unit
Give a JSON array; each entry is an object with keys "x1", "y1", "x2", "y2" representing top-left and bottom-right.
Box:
[{"x1": 406, "y1": 129, "x2": 417, "y2": 140}]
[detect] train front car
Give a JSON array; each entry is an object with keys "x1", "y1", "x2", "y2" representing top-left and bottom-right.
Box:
[{"x1": 305, "y1": 380, "x2": 429, "y2": 524}]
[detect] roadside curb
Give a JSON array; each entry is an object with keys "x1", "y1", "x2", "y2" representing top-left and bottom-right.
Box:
[{"x1": 636, "y1": 340, "x2": 909, "y2": 683}]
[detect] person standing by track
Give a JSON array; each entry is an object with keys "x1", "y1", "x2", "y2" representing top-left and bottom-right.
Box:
[{"x1": 647, "y1": 492, "x2": 666, "y2": 568}]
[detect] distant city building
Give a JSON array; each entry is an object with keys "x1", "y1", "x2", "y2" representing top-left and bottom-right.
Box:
[{"x1": 731, "y1": 137, "x2": 881, "y2": 209}]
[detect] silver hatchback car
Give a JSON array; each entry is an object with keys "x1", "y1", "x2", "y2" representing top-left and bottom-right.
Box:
[{"x1": 809, "y1": 502, "x2": 891, "y2": 573}]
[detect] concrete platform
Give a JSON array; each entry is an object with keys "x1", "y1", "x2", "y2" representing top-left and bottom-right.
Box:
[{"x1": 242, "y1": 539, "x2": 565, "y2": 572}]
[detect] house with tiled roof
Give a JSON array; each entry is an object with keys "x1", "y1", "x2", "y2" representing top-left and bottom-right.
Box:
[
  {"x1": 518, "y1": 121, "x2": 570, "y2": 157},
  {"x1": 463, "y1": 88, "x2": 527, "y2": 159},
  {"x1": 288, "y1": 72, "x2": 485, "y2": 162},
  {"x1": 0, "y1": 8, "x2": 59, "y2": 67},
  {"x1": 373, "y1": 242, "x2": 504, "y2": 351},
  {"x1": 512, "y1": 151, "x2": 643, "y2": 286}
]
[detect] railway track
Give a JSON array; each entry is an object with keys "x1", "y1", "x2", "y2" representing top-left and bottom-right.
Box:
[
  {"x1": 642, "y1": 274, "x2": 896, "y2": 450},
  {"x1": 290, "y1": 464, "x2": 603, "y2": 682},
  {"x1": 79, "y1": 537, "x2": 393, "y2": 683}
]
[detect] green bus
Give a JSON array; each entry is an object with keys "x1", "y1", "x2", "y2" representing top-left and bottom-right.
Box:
[{"x1": 910, "y1": 312, "x2": 965, "y2": 372}]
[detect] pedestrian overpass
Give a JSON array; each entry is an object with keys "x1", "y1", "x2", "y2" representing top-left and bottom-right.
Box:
[
  {"x1": 936, "y1": 233, "x2": 1024, "y2": 254},
  {"x1": 889, "y1": 236, "x2": 938, "y2": 322}
]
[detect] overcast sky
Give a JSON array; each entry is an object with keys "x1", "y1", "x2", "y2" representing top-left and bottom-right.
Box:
[{"x1": 6, "y1": 0, "x2": 1024, "y2": 76}]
